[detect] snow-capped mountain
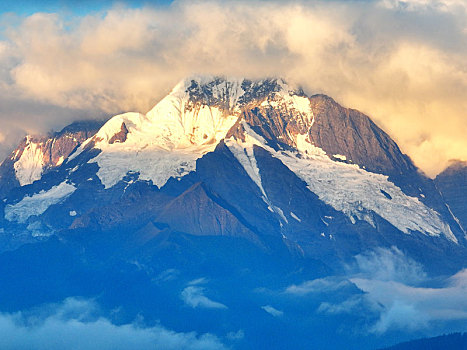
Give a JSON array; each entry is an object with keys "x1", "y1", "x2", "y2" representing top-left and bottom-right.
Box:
[
  {"x1": 0, "y1": 76, "x2": 466, "y2": 350},
  {"x1": 0, "y1": 76, "x2": 465, "y2": 272},
  {"x1": 0, "y1": 121, "x2": 103, "y2": 197}
]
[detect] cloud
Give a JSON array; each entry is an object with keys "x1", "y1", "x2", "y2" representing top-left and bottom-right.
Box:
[
  {"x1": 0, "y1": 297, "x2": 227, "y2": 350},
  {"x1": 154, "y1": 268, "x2": 180, "y2": 283},
  {"x1": 0, "y1": 0, "x2": 466, "y2": 175},
  {"x1": 187, "y1": 277, "x2": 209, "y2": 286},
  {"x1": 351, "y1": 246, "x2": 427, "y2": 284},
  {"x1": 285, "y1": 277, "x2": 353, "y2": 296},
  {"x1": 350, "y1": 254, "x2": 467, "y2": 333},
  {"x1": 181, "y1": 286, "x2": 228, "y2": 309},
  {"x1": 351, "y1": 269, "x2": 467, "y2": 333},
  {"x1": 317, "y1": 295, "x2": 365, "y2": 315},
  {"x1": 261, "y1": 305, "x2": 284, "y2": 317},
  {"x1": 226, "y1": 329, "x2": 244, "y2": 341},
  {"x1": 288, "y1": 247, "x2": 467, "y2": 334}
]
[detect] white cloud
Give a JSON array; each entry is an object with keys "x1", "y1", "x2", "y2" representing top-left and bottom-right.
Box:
[
  {"x1": 352, "y1": 246, "x2": 427, "y2": 284},
  {"x1": 317, "y1": 295, "x2": 364, "y2": 315},
  {"x1": 285, "y1": 277, "x2": 352, "y2": 296},
  {"x1": 288, "y1": 248, "x2": 467, "y2": 334},
  {"x1": 181, "y1": 286, "x2": 228, "y2": 310},
  {"x1": 226, "y1": 329, "x2": 245, "y2": 341},
  {"x1": 0, "y1": 0, "x2": 466, "y2": 175},
  {"x1": 351, "y1": 269, "x2": 467, "y2": 333},
  {"x1": 261, "y1": 305, "x2": 284, "y2": 317},
  {"x1": 0, "y1": 297, "x2": 227, "y2": 350},
  {"x1": 154, "y1": 268, "x2": 180, "y2": 283},
  {"x1": 188, "y1": 277, "x2": 209, "y2": 286}
]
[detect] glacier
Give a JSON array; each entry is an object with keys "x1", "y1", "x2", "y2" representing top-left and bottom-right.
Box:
[
  {"x1": 5, "y1": 181, "x2": 76, "y2": 223},
  {"x1": 226, "y1": 121, "x2": 456, "y2": 242}
]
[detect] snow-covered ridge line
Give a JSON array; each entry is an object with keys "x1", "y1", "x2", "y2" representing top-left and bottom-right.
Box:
[
  {"x1": 10, "y1": 122, "x2": 104, "y2": 188},
  {"x1": 88, "y1": 91, "x2": 240, "y2": 188},
  {"x1": 226, "y1": 137, "x2": 289, "y2": 229},
  {"x1": 3, "y1": 76, "x2": 457, "y2": 244}
]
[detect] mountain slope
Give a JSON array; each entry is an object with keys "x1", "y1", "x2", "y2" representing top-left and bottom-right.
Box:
[
  {"x1": 435, "y1": 160, "x2": 467, "y2": 234},
  {"x1": 380, "y1": 332, "x2": 467, "y2": 350},
  {"x1": 0, "y1": 76, "x2": 465, "y2": 272},
  {"x1": 0, "y1": 120, "x2": 104, "y2": 197}
]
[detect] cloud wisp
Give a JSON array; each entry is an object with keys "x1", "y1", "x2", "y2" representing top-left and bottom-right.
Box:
[
  {"x1": 181, "y1": 286, "x2": 228, "y2": 310},
  {"x1": 0, "y1": 0, "x2": 466, "y2": 175},
  {"x1": 285, "y1": 277, "x2": 353, "y2": 296},
  {"x1": 261, "y1": 305, "x2": 284, "y2": 318}
]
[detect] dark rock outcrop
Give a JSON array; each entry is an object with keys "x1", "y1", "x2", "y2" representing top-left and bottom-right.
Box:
[{"x1": 108, "y1": 122, "x2": 129, "y2": 144}]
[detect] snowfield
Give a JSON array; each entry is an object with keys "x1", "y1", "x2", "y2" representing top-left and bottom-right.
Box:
[
  {"x1": 226, "y1": 121, "x2": 456, "y2": 243},
  {"x1": 14, "y1": 137, "x2": 45, "y2": 186},
  {"x1": 5, "y1": 181, "x2": 76, "y2": 223}
]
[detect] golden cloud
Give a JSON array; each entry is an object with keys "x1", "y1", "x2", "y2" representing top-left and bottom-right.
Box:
[{"x1": 0, "y1": 0, "x2": 466, "y2": 176}]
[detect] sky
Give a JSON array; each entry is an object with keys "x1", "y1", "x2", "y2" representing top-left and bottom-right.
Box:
[{"x1": 0, "y1": 0, "x2": 466, "y2": 177}]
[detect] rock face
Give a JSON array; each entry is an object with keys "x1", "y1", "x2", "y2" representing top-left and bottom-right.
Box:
[
  {"x1": 0, "y1": 120, "x2": 104, "y2": 197},
  {"x1": 435, "y1": 161, "x2": 467, "y2": 233},
  {"x1": 157, "y1": 182, "x2": 259, "y2": 241},
  {"x1": 0, "y1": 76, "x2": 465, "y2": 273},
  {"x1": 108, "y1": 122, "x2": 129, "y2": 144},
  {"x1": 307, "y1": 95, "x2": 415, "y2": 177}
]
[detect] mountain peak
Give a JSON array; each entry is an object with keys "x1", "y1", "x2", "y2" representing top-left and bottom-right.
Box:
[
  {"x1": 164, "y1": 75, "x2": 305, "y2": 112},
  {"x1": 0, "y1": 120, "x2": 103, "y2": 195},
  {"x1": 83, "y1": 75, "x2": 314, "y2": 189}
]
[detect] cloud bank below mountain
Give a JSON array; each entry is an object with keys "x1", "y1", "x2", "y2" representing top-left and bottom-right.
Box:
[{"x1": 288, "y1": 247, "x2": 467, "y2": 334}]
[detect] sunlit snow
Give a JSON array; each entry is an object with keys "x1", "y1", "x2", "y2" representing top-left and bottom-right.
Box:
[
  {"x1": 5, "y1": 181, "x2": 76, "y2": 223},
  {"x1": 88, "y1": 79, "x2": 240, "y2": 189},
  {"x1": 14, "y1": 137, "x2": 45, "y2": 186},
  {"x1": 333, "y1": 154, "x2": 347, "y2": 161}
]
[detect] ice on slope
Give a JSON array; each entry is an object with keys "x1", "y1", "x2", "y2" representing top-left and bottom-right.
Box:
[
  {"x1": 89, "y1": 79, "x2": 242, "y2": 189},
  {"x1": 227, "y1": 122, "x2": 456, "y2": 243},
  {"x1": 5, "y1": 181, "x2": 76, "y2": 223},
  {"x1": 333, "y1": 154, "x2": 347, "y2": 161},
  {"x1": 290, "y1": 212, "x2": 302, "y2": 222},
  {"x1": 14, "y1": 137, "x2": 45, "y2": 186},
  {"x1": 227, "y1": 138, "x2": 288, "y2": 225}
]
